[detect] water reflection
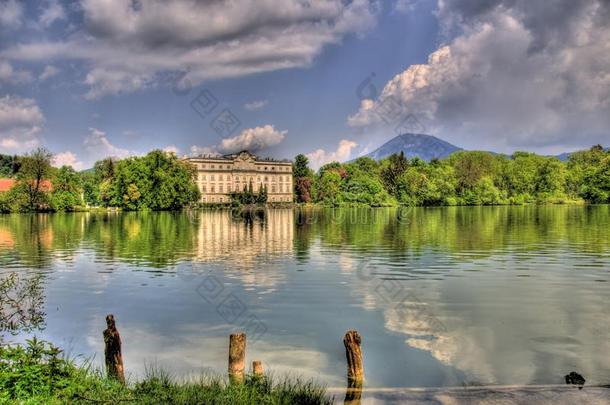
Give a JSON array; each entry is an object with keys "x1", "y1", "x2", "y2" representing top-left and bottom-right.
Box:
[
  {"x1": 0, "y1": 206, "x2": 609, "y2": 387},
  {"x1": 195, "y1": 209, "x2": 293, "y2": 267}
]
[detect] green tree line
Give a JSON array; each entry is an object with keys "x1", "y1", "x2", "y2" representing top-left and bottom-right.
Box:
[
  {"x1": 292, "y1": 145, "x2": 610, "y2": 206},
  {"x1": 0, "y1": 149, "x2": 200, "y2": 213}
]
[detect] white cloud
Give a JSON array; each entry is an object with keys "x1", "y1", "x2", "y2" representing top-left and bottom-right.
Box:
[
  {"x1": 190, "y1": 124, "x2": 287, "y2": 156},
  {"x1": 1, "y1": 0, "x2": 380, "y2": 98},
  {"x1": 0, "y1": 60, "x2": 33, "y2": 84},
  {"x1": 39, "y1": 65, "x2": 60, "y2": 81},
  {"x1": 84, "y1": 68, "x2": 155, "y2": 100},
  {"x1": 244, "y1": 100, "x2": 269, "y2": 111},
  {"x1": 83, "y1": 127, "x2": 132, "y2": 161},
  {"x1": 0, "y1": 95, "x2": 44, "y2": 153},
  {"x1": 218, "y1": 125, "x2": 286, "y2": 154},
  {"x1": 306, "y1": 139, "x2": 358, "y2": 169},
  {"x1": 0, "y1": 0, "x2": 23, "y2": 29},
  {"x1": 163, "y1": 145, "x2": 179, "y2": 155},
  {"x1": 38, "y1": 0, "x2": 66, "y2": 28},
  {"x1": 190, "y1": 145, "x2": 219, "y2": 156},
  {"x1": 348, "y1": 0, "x2": 610, "y2": 153},
  {"x1": 53, "y1": 151, "x2": 85, "y2": 171}
]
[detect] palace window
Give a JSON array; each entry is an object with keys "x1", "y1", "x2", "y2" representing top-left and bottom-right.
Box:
[
  {"x1": 211, "y1": 175, "x2": 215, "y2": 181},
  {"x1": 219, "y1": 185, "x2": 223, "y2": 193},
  {"x1": 211, "y1": 186, "x2": 215, "y2": 193}
]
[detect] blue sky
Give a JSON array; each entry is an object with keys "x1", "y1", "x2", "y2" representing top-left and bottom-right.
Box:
[{"x1": 1, "y1": 0, "x2": 609, "y2": 169}]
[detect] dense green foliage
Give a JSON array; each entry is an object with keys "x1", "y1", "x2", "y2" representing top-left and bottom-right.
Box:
[
  {"x1": 0, "y1": 339, "x2": 332, "y2": 404},
  {"x1": 97, "y1": 150, "x2": 200, "y2": 210},
  {"x1": 0, "y1": 154, "x2": 19, "y2": 178},
  {"x1": 0, "y1": 149, "x2": 199, "y2": 213},
  {"x1": 0, "y1": 148, "x2": 84, "y2": 213},
  {"x1": 303, "y1": 146, "x2": 610, "y2": 206}
]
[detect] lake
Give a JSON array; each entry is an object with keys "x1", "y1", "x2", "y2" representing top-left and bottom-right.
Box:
[{"x1": 1, "y1": 206, "x2": 609, "y2": 388}]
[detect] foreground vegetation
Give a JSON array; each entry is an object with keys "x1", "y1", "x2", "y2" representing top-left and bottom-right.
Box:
[
  {"x1": 0, "y1": 338, "x2": 333, "y2": 405},
  {"x1": 294, "y1": 145, "x2": 610, "y2": 206}
]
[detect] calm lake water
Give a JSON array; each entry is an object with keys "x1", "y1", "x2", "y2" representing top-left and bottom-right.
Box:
[{"x1": 1, "y1": 206, "x2": 610, "y2": 388}]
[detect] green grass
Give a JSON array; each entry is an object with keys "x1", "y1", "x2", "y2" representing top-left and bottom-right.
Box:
[{"x1": 0, "y1": 338, "x2": 334, "y2": 404}]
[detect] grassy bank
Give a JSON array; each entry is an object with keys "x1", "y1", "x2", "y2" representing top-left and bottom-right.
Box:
[{"x1": 0, "y1": 339, "x2": 333, "y2": 405}]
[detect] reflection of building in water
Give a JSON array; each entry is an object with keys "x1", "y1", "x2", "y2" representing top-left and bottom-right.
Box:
[
  {"x1": 186, "y1": 151, "x2": 293, "y2": 204},
  {"x1": 195, "y1": 210, "x2": 294, "y2": 265}
]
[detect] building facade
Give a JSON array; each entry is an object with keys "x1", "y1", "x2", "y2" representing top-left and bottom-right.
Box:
[{"x1": 187, "y1": 151, "x2": 293, "y2": 203}]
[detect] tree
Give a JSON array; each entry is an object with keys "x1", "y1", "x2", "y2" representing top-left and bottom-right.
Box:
[
  {"x1": 293, "y1": 154, "x2": 312, "y2": 179},
  {"x1": 380, "y1": 152, "x2": 409, "y2": 197},
  {"x1": 313, "y1": 170, "x2": 341, "y2": 205},
  {"x1": 98, "y1": 151, "x2": 199, "y2": 210},
  {"x1": 293, "y1": 154, "x2": 313, "y2": 203},
  {"x1": 567, "y1": 145, "x2": 609, "y2": 200},
  {"x1": 94, "y1": 158, "x2": 116, "y2": 182},
  {"x1": 580, "y1": 156, "x2": 610, "y2": 203},
  {"x1": 450, "y1": 151, "x2": 498, "y2": 193},
  {"x1": 535, "y1": 158, "x2": 565, "y2": 199},
  {"x1": 295, "y1": 177, "x2": 312, "y2": 203},
  {"x1": 51, "y1": 166, "x2": 83, "y2": 212},
  {"x1": 0, "y1": 272, "x2": 45, "y2": 335},
  {"x1": 0, "y1": 154, "x2": 19, "y2": 177},
  {"x1": 16, "y1": 148, "x2": 53, "y2": 211},
  {"x1": 82, "y1": 171, "x2": 101, "y2": 206}
]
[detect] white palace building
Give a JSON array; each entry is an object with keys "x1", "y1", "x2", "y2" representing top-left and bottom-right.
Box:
[{"x1": 187, "y1": 151, "x2": 293, "y2": 204}]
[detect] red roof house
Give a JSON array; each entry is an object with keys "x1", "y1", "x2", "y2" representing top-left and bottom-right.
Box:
[
  {"x1": 0, "y1": 179, "x2": 15, "y2": 192},
  {"x1": 0, "y1": 179, "x2": 53, "y2": 192}
]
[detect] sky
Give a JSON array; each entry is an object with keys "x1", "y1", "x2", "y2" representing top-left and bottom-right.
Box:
[{"x1": 0, "y1": 0, "x2": 609, "y2": 170}]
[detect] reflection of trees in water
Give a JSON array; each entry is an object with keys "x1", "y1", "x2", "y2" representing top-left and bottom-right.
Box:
[
  {"x1": 0, "y1": 214, "x2": 84, "y2": 268},
  {"x1": 2, "y1": 206, "x2": 609, "y2": 271},
  {"x1": 81, "y1": 211, "x2": 200, "y2": 267},
  {"x1": 294, "y1": 205, "x2": 610, "y2": 259},
  {"x1": 0, "y1": 272, "x2": 45, "y2": 339}
]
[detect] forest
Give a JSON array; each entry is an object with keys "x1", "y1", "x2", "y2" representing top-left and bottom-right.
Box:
[
  {"x1": 293, "y1": 145, "x2": 610, "y2": 206},
  {"x1": 1, "y1": 144, "x2": 609, "y2": 213}
]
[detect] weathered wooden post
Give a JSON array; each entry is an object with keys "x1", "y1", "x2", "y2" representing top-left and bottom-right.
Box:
[
  {"x1": 252, "y1": 360, "x2": 264, "y2": 377},
  {"x1": 344, "y1": 330, "x2": 363, "y2": 405},
  {"x1": 103, "y1": 314, "x2": 125, "y2": 384},
  {"x1": 228, "y1": 333, "x2": 246, "y2": 383},
  {"x1": 344, "y1": 330, "x2": 363, "y2": 385}
]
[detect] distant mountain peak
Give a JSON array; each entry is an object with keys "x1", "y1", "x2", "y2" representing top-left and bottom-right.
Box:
[{"x1": 363, "y1": 133, "x2": 462, "y2": 161}]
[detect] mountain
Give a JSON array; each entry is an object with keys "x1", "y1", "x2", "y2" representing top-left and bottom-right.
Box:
[
  {"x1": 363, "y1": 133, "x2": 462, "y2": 161},
  {"x1": 554, "y1": 147, "x2": 609, "y2": 161}
]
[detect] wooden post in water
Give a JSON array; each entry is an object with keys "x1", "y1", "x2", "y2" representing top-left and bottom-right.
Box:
[
  {"x1": 228, "y1": 333, "x2": 246, "y2": 383},
  {"x1": 103, "y1": 314, "x2": 125, "y2": 384},
  {"x1": 344, "y1": 330, "x2": 363, "y2": 405},
  {"x1": 344, "y1": 330, "x2": 363, "y2": 385},
  {"x1": 252, "y1": 360, "x2": 264, "y2": 377}
]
